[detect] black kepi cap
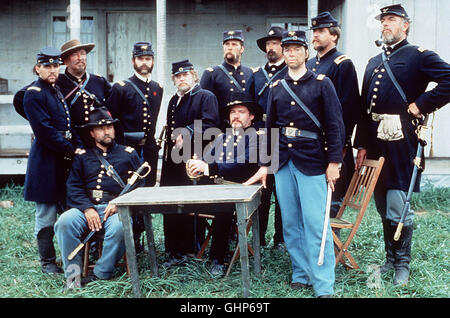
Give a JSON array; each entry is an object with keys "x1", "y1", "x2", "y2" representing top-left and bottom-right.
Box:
[
  {"x1": 133, "y1": 41, "x2": 154, "y2": 57},
  {"x1": 375, "y1": 4, "x2": 410, "y2": 21},
  {"x1": 36, "y1": 47, "x2": 63, "y2": 65},
  {"x1": 310, "y1": 11, "x2": 340, "y2": 30},
  {"x1": 281, "y1": 30, "x2": 308, "y2": 47},
  {"x1": 171, "y1": 59, "x2": 194, "y2": 76}
]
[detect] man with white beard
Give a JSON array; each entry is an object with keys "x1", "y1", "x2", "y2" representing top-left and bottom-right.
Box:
[{"x1": 354, "y1": 4, "x2": 450, "y2": 286}]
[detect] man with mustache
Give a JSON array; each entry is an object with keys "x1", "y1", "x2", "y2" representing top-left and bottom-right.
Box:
[
  {"x1": 246, "y1": 26, "x2": 287, "y2": 250},
  {"x1": 107, "y1": 42, "x2": 163, "y2": 251},
  {"x1": 354, "y1": 4, "x2": 450, "y2": 286},
  {"x1": 307, "y1": 11, "x2": 360, "y2": 237},
  {"x1": 160, "y1": 60, "x2": 220, "y2": 267},
  {"x1": 245, "y1": 31, "x2": 345, "y2": 298},
  {"x1": 57, "y1": 39, "x2": 112, "y2": 132},
  {"x1": 187, "y1": 91, "x2": 262, "y2": 276},
  {"x1": 54, "y1": 107, "x2": 143, "y2": 289},
  {"x1": 23, "y1": 47, "x2": 82, "y2": 274},
  {"x1": 200, "y1": 30, "x2": 252, "y2": 130}
]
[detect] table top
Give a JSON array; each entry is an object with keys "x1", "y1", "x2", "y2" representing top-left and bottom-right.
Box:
[{"x1": 111, "y1": 184, "x2": 263, "y2": 206}]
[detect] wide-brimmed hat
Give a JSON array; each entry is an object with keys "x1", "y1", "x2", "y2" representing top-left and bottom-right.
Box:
[
  {"x1": 78, "y1": 107, "x2": 119, "y2": 129},
  {"x1": 256, "y1": 26, "x2": 285, "y2": 52},
  {"x1": 60, "y1": 39, "x2": 95, "y2": 60},
  {"x1": 223, "y1": 91, "x2": 263, "y2": 123}
]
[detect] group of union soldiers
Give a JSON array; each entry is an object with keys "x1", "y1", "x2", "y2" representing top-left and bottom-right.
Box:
[{"x1": 15, "y1": 4, "x2": 450, "y2": 297}]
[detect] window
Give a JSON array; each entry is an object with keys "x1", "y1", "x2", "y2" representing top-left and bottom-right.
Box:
[
  {"x1": 51, "y1": 15, "x2": 96, "y2": 74},
  {"x1": 271, "y1": 22, "x2": 309, "y2": 32}
]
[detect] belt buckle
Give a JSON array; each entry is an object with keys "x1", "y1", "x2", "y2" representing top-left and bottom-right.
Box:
[
  {"x1": 92, "y1": 190, "x2": 103, "y2": 199},
  {"x1": 285, "y1": 127, "x2": 297, "y2": 137},
  {"x1": 65, "y1": 131, "x2": 72, "y2": 140}
]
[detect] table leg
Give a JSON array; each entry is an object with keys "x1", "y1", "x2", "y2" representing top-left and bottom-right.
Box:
[
  {"x1": 251, "y1": 208, "x2": 261, "y2": 275},
  {"x1": 118, "y1": 206, "x2": 141, "y2": 298},
  {"x1": 235, "y1": 202, "x2": 250, "y2": 298},
  {"x1": 143, "y1": 213, "x2": 159, "y2": 277}
]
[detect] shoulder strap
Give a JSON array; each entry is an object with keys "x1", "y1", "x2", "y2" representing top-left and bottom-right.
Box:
[
  {"x1": 258, "y1": 65, "x2": 288, "y2": 96},
  {"x1": 279, "y1": 79, "x2": 322, "y2": 129},
  {"x1": 124, "y1": 79, "x2": 151, "y2": 106},
  {"x1": 381, "y1": 52, "x2": 408, "y2": 104},
  {"x1": 93, "y1": 150, "x2": 126, "y2": 188},
  {"x1": 217, "y1": 64, "x2": 243, "y2": 92}
]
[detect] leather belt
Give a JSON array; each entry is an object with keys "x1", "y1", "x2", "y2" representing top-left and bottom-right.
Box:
[
  {"x1": 58, "y1": 130, "x2": 72, "y2": 141},
  {"x1": 281, "y1": 127, "x2": 319, "y2": 140},
  {"x1": 89, "y1": 190, "x2": 117, "y2": 204}
]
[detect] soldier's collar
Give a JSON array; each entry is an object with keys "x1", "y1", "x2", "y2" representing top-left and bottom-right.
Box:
[
  {"x1": 286, "y1": 69, "x2": 312, "y2": 82},
  {"x1": 65, "y1": 68, "x2": 87, "y2": 83},
  {"x1": 93, "y1": 141, "x2": 116, "y2": 154},
  {"x1": 223, "y1": 61, "x2": 241, "y2": 71},
  {"x1": 316, "y1": 47, "x2": 337, "y2": 61},
  {"x1": 134, "y1": 71, "x2": 151, "y2": 84}
]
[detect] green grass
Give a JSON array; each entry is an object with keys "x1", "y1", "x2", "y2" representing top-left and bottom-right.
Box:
[{"x1": 0, "y1": 183, "x2": 449, "y2": 298}]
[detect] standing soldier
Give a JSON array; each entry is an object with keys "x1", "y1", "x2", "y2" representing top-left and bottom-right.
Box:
[
  {"x1": 160, "y1": 60, "x2": 220, "y2": 267},
  {"x1": 107, "y1": 41, "x2": 163, "y2": 187},
  {"x1": 107, "y1": 41, "x2": 163, "y2": 251},
  {"x1": 354, "y1": 4, "x2": 450, "y2": 286},
  {"x1": 23, "y1": 47, "x2": 83, "y2": 274},
  {"x1": 245, "y1": 31, "x2": 345, "y2": 298},
  {"x1": 307, "y1": 11, "x2": 360, "y2": 226},
  {"x1": 57, "y1": 39, "x2": 112, "y2": 131},
  {"x1": 246, "y1": 26, "x2": 287, "y2": 249},
  {"x1": 200, "y1": 30, "x2": 252, "y2": 129}
]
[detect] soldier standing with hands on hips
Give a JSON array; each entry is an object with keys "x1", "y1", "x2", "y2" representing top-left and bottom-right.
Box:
[
  {"x1": 354, "y1": 4, "x2": 450, "y2": 286},
  {"x1": 245, "y1": 30, "x2": 345, "y2": 298}
]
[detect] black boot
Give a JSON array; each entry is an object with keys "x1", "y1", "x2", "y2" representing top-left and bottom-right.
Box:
[
  {"x1": 380, "y1": 220, "x2": 395, "y2": 273},
  {"x1": 393, "y1": 224, "x2": 413, "y2": 286},
  {"x1": 37, "y1": 227, "x2": 63, "y2": 274}
]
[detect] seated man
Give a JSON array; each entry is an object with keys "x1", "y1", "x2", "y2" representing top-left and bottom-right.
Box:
[
  {"x1": 54, "y1": 107, "x2": 143, "y2": 288},
  {"x1": 187, "y1": 91, "x2": 262, "y2": 276}
]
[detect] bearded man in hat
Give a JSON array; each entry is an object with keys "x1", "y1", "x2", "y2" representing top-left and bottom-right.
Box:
[
  {"x1": 245, "y1": 30, "x2": 345, "y2": 298},
  {"x1": 54, "y1": 107, "x2": 143, "y2": 288},
  {"x1": 57, "y1": 39, "x2": 112, "y2": 131},
  {"x1": 246, "y1": 26, "x2": 287, "y2": 250},
  {"x1": 159, "y1": 59, "x2": 220, "y2": 267},
  {"x1": 23, "y1": 47, "x2": 83, "y2": 274},
  {"x1": 306, "y1": 11, "x2": 360, "y2": 236},
  {"x1": 200, "y1": 30, "x2": 253, "y2": 130},
  {"x1": 187, "y1": 91, "x2": 262, "y2": 276},
  {"x1": 354, "y1": 4, "x2": 450, "y2": 286}
]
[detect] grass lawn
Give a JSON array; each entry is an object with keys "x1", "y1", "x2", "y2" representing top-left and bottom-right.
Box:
[{"x1": 0, "y1": 183, "x2": 448, "y2": 300}]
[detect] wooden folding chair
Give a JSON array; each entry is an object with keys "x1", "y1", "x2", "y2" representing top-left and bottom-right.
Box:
[
  {"x1": 187, "y1": 213, "x2": 215, "y2": 259},
  {"x1": 331, "y1": 157, "x2": 384, "y2": 270}
]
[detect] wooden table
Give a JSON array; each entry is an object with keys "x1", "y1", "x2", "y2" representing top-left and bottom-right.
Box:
[{"x1": 110, "y1": 184, "x2": 263, "y2": 298}]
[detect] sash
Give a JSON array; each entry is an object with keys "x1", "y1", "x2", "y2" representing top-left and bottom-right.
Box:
[{"x1": 217, "y1": 64, "x2": 243, "y2": 92}]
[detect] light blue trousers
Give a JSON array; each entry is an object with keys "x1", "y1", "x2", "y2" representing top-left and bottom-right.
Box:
[
  {"x1": 54, "y1": 204, "x2": 125, "y2": 280},
  {"x1": 275, "y1": 160, "x2": 335, "y2": 297}
]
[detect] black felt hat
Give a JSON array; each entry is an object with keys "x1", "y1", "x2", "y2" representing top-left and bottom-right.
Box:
[
  {"x1": 256, "y1": 26, "x2": 285, "y2": 52},
  {"x1": 78, "y1": 107, "x2": 119, "y2": 129},
  {"x1": 223, "y1": 91, "x2": 263, "y2": 123}
]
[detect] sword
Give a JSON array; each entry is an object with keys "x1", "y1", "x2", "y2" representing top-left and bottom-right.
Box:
[
  {"x1": 68, "y1": 161, "x2": 151, "y2": 261},
  {"x1": 394, "y1": 115, "x2": 429, "y2": 241},
  {"x1": 318, "y1": 182, "x2": 333, "y2": 266}
]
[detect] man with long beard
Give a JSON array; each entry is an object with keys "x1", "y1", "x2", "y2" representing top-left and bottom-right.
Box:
[
  {"x1": 200, "y1": 30, "x2": 252, "y2": 130},
  {"x1": 107, "y1": 41, "x2": 163, "y2": 251},
  {"x1": 354, "y1": 4, "x2": 450, "y2": 286}
]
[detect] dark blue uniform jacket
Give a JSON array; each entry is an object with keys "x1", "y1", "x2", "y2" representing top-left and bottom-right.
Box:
[
  {"x1": 23, "y1": 78, "x2": 82, "y2": 203},
  {"x1": 57, "y1": 70, "x2": 112, "y2": 128},
  {"x1": 354, "y1": 40, "x2": 450, "y2": 192},
  {"x1": 265, "y1": 70, "x2": 345, "y2": 176},
  {"x1": 66, "y1": 142, "x2": 142, "y2": 212}
]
